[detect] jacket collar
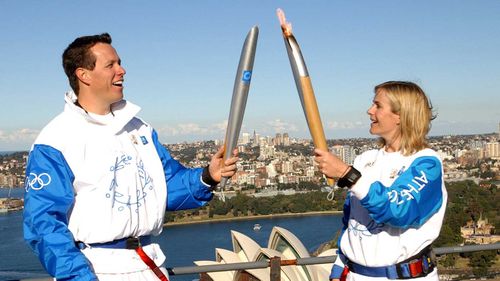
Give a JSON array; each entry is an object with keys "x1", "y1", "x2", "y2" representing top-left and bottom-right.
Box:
[{"x1": 64, "y1": 91, "x2": 141, "y2": 134}]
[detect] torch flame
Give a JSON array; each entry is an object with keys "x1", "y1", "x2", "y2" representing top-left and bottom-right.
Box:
[{"x1": 276, "y1": 8, "x2": 293, "y2": 36}]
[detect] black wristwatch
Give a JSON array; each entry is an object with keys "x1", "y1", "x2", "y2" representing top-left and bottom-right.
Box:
[{"x1": 337, "y1": 166, "x2": 362, "y2": 188}]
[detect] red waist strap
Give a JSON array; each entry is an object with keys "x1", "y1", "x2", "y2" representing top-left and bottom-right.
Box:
[{"x1": 135, "y1": 246, "x2": 169, "y2": 281}]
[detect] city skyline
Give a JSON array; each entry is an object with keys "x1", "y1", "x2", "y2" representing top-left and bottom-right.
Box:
[{"x1": 1, "y1": 1, "x2": 500, "y2": 151}]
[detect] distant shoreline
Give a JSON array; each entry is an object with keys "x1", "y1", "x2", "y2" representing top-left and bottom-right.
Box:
[{"x1": 164, "y1": 210, "x2": 342, "y2": 227}]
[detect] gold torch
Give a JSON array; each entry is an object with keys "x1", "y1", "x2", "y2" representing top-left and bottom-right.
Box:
[{"x1": 277, "y1": 8, "x2": 334, "y2": 186}]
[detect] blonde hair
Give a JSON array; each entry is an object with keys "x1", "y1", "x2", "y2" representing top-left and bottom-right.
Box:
[{"x1": 374, "y1": 81, "x2": 436, "y2": 156}]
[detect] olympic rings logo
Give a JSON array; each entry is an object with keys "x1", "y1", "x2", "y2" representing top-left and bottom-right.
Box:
[{"x1": 25, "y1": 172, "x2": 52, "y2": 191}]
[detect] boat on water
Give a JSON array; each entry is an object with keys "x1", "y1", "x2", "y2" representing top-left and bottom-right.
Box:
[
  {"x1": 253, "y1": 223, "x2": 261, "y2": 231},
  {"x1": 0, "y1": 186, "x2": 24, "y2": 213},
  {"x1": 0, "y1": 198, "x2": 24, "y2": 213}
]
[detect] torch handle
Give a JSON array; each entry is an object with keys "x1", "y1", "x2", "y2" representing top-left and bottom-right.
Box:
[
  {"x1": 300, "y1": 76, "x2": 335, "y2": 187},
  {"x1": 220, "y1": 142, "x2": 229, "y2": 188}
]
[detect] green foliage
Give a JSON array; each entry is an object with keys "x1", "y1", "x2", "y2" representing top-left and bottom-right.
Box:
[
  {"x1": 438, "y1": 253, "x2": 457, "y2": 268},
  {"x1": 203, "y1": 191, "x2": 338, "y2": 218},
  {"x1": 253, "y1": 197, "x2": 272, "y2": 215},
  {"x1": 433, "y1": 181, "x2": 499, "y2": 275},
  {"x1": 332, "y1": 189, "x2": 348, "y2": 211},
  {"x1": 209, "y1": 198, "x2": 231, "y2": 216},
  {"x1": 164, "y1": 212, "x2": 175, "y2": 223},
  {"x1": 277, "y1": 183, "x2": 296, "y2": 190},
  {"x1": 434, "y1": 224, "x2": 462, "y2": 246},
  {"x1": 297, "y1": 181, "x2": 322, "y2": 191},
  {"x1": 466, "y1": 249, "x2": 497, "y2": 277},
  {"x1": 435, "y1": 180, "x2": 498, "y2": 248}
]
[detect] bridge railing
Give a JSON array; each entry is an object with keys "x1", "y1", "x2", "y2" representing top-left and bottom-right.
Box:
[
  {"x1": 20, "y1": 243, "x2": 500, "y2": 281},
  {"x1": 168, "y1": 243, "x2": 500, "y2": 281}
]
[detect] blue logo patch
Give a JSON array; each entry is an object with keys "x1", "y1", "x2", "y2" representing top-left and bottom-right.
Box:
[
  {"x1": 140, "y1": 136, "x2": 148, "y2": 145},
  {"x1": 242, "y1": 70, "x2": 252, "y2": 83}
]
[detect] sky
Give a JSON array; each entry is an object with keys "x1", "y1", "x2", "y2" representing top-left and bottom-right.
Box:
[{"x1": 1, "y1": 1, "x2": 499, "y2": 151}]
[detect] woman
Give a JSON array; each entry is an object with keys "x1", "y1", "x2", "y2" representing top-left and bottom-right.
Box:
[{"x1": 315, "y1": 81, "x2": 447, "y2": 280}]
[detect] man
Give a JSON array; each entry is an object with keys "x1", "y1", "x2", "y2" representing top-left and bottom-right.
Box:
[{"x1": 23, "y1": 33, "x2": 238, "y2": 281}]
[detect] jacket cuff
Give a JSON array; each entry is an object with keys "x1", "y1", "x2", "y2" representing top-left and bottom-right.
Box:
[
  {"x1": 330, "y1": 264, "x2": 345, "y2": 279},
  {"x1": 202, "y1": 166, "x2": 219, "y2": 190}
]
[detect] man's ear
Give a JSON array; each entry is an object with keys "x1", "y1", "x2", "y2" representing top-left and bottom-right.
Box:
[{"x1": 75, "y1": 67, "x2": 91, "y2": 86}]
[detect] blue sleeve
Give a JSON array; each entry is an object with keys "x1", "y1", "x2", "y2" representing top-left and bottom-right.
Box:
[
  {"x1": 151, "y1": 130, "x2": 213, "y2": 211},
  {"x1": 360, "y1": 156, "x2": 443, "y2": 228},
  {"x1": 329, "y1": 249, "x2": 347, "y2": 279},
  {"x1": 23, "y1": 144, "x2": 97, "y2": 281}
]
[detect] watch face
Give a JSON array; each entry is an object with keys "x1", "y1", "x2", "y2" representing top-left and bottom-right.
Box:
[
  {"x1": 352, "y1": 168, "x2": 362, "y2": 179},
  {"x1": 349, "y1": 173, "x2": 359, "y2": 181},
  {"x1": 338, "y1": 167, "x2": 362, "y2": 188}
]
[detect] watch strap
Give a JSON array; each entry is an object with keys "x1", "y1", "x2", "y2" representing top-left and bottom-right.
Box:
[{"x1": 337, "y1": 166, "x2": 362, "y2": 188}]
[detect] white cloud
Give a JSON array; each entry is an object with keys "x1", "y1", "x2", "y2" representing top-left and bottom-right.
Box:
[
  {"x1": 0, "y1": 128, "x2": 39, "y2": 151},
  {"x1": 0, "y1": 128, "x2": 39, "y2": 142},
  {"x1": 212, "y1": 120, "x2": 228, "y2": 131},
  {"x1": 326, "y1": 120, "x2": 365, "y2": 130},
  {"x1": 157, "y1": 121, "x2": 228, "y2": 137},
  {"x1": 265, "y1": 119, "x2": 299, "y2": 133}
]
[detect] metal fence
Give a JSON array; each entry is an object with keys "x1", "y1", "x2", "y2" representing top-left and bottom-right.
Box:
[{"x1": 20, "y1": 243, "x2": 500, "y2": 281}]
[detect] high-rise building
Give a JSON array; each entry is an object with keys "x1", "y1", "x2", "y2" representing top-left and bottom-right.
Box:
[
  {"x1": 283, "y1": 133, "x2": 290, "y2": 146},
  {"x1": 331, "y1": 145, "x2": 357, "y2": 165},
  {"x1": 252, "y1": 130, "x2": 260, "y2": 146},
  {"x1": 485, "y1": 142, "x2": 500, "y2": 159},
  {"x1": 266, "y1": 136, "x2": 273, "y2": 146},
  {"x1": 274, "y1": 133, "x2": 282, "y2": 146},
  {"x1": 240, "y1": 132, "x2": 250, "y2": 145},
  {"x1": 281, "y1": 161, "x2": 293, "y2": 173}
]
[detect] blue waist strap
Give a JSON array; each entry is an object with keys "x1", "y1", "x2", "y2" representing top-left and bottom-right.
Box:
[
  {"x1": 347, "y1": 253, "x2": 434, "y2": 279},
  {"x1": 348, "y1": 262, "x2": 400, "y2": 279},
  {"x1": 76, "y1": 235, "x2": 152, "y2": 250}
]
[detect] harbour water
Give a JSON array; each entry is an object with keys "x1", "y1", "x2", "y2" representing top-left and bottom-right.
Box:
[{"x1": 0, "y1": 188, "x2": 343, "y2": 281}]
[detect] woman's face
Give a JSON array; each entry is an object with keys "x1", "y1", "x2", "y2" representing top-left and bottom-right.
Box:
[{"x1": 367, "y1": 89, "x2": 401, "y2": 142}]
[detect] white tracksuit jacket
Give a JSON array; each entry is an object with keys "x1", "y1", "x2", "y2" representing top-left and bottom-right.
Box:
[
  {"x1": 23, "y1": 91, "x2": 214, "y2": 280},
  {"x1": 331, "y1": 148, "x2": 447, "y2": 280}
]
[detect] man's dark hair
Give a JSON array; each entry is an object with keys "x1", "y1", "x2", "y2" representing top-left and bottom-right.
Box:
[{"x1": 62, "y1": 33, "x2": 112, "y2": 95}]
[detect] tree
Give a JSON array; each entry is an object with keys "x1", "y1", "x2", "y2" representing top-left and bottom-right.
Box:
[
  {"x1": 439, "y1": 253, "x2": 457, "y2": 269},
  {"x1": 164, "y1": 212, "x2": 175, "y2": 222},
  {"x1": 468, "y1": 250, "x2": 497, "y2": 277},
  {"x1": 209, "y1": 198, "x2": 231, "y2": 216},
  {"x1": 289, "y1": 196, "x2": 308, "y2": 213},
  {"x1": 434, "y1": 224, "x2": 462, "y2": 247},
  {"x1": 231, "y1": 193, "x2": 250, "y2": 215},
  {"x1": 254, "y1": 197, "x2": 272, "y2": 215}
]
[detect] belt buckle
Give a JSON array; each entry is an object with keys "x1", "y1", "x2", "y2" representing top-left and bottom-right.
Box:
[
  {"x1": 126, "y1": 237, "x2": 140, "y2": 249},
  {"x1": 408, "y1": 258, "x2": 424, "y2": 277}
]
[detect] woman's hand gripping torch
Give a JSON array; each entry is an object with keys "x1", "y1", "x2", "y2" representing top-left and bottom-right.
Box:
[
  {"x1": 277, "y1": 8, "x2": 334, "y2": 187},
  {"x1": 219, "y1": 26, "x2": 259, "y2": 200}
]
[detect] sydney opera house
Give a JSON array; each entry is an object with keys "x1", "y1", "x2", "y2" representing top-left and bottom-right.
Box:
[{"x1": 194, "y1": 226, "x2": 336, "y2": 281}]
